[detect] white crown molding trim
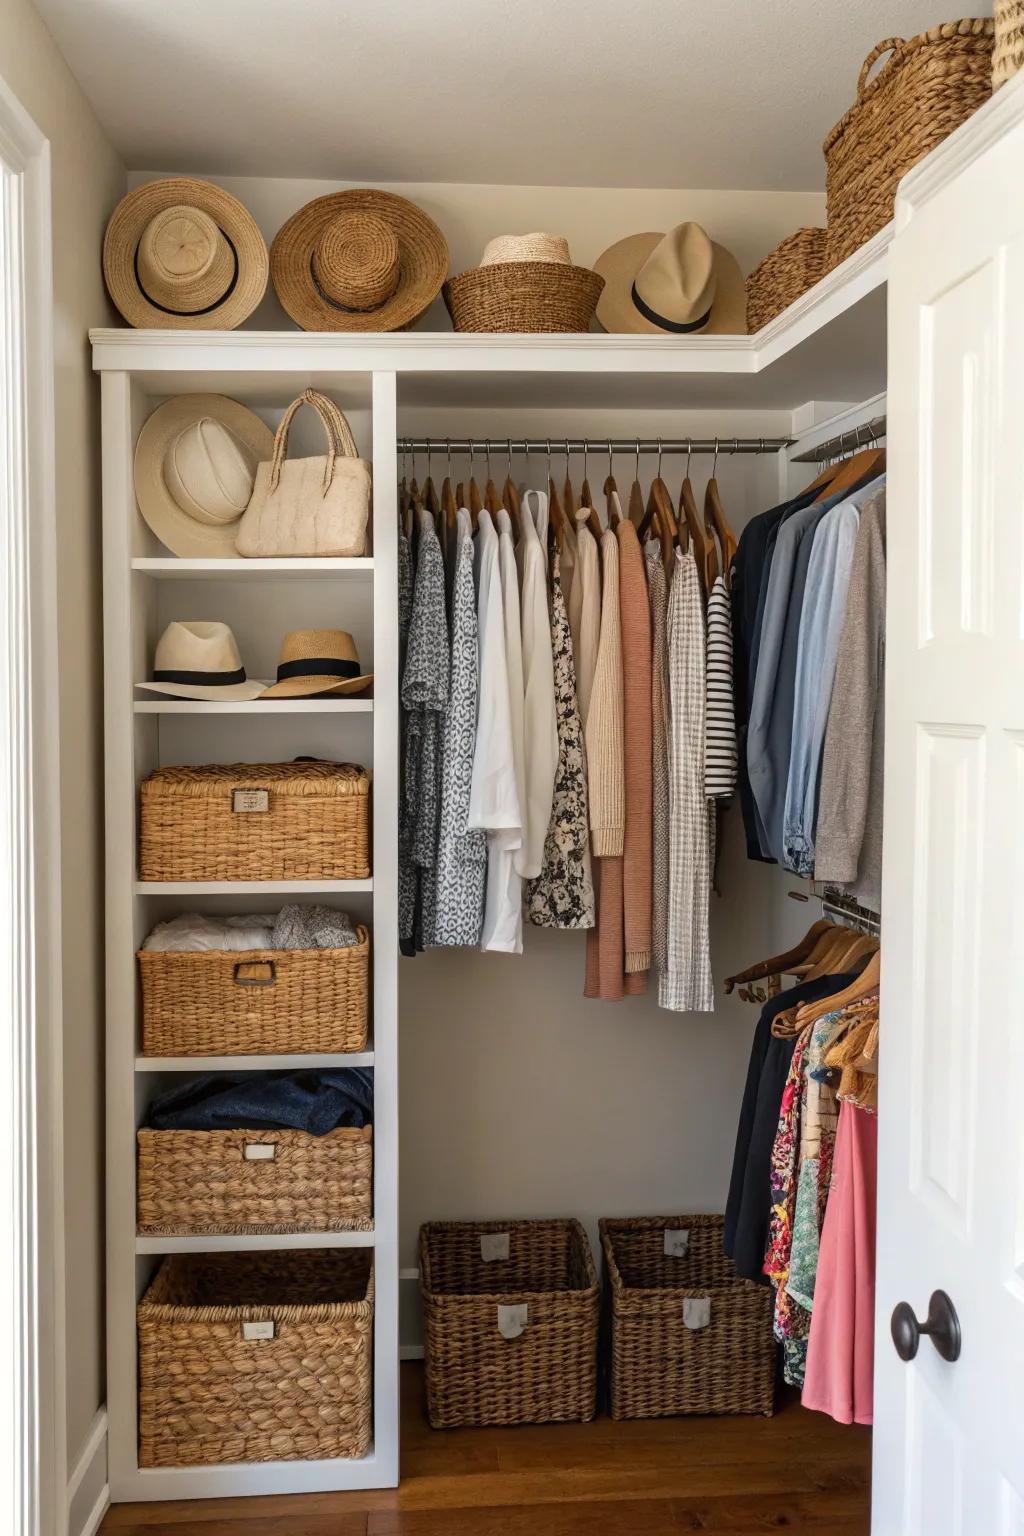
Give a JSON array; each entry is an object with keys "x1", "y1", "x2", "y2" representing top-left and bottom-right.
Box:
[{"x1": 896, "y1": 70, "x2": 1024, "y2": 227}]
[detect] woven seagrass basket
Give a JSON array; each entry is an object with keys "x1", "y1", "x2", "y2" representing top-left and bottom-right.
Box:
[
  {"x1": 139, "y1": 761, "x2": 370, "y2": 882},
  {"x1": 420, "y1": 1218, "x2": 599, "y2": 1428},
  {"x1": 746, "y1": 227, "x2": 827, "y2": 332},
  {"x1": 600, "y1": 1214, "x2": 776, "y2": 1419},
  {"x1": 823, "y1": 20, "x2": 994, "y2": 272},
  {"x1": 443, "y1": 262, "x2": 604, "y2": 333},
  {"x1": 137, "y1": 928, "x2": 370, "y2": 1056},
  {"x1": 138, "y1": 1249, "x2": 373, "y2": 1466},
  {"x1": 136, "y1": 1124, "x2": 373, "y2": 1235},
  {"x1": 994, "y1": 0, "x2": 1024, "y2": 86}
]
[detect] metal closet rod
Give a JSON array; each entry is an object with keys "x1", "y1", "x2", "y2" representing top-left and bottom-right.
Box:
[
  {"x1": 789, "y1": 415, "x2": 887, "y2": 465},
  {"x1": 397, "y1": 435, "x2": 794, "y2": 456}
]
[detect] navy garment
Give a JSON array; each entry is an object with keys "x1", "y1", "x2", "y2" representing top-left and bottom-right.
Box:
[
  {"x1": 724, "y1": 972, "x2": 859, "y2": 1280},
  {"x1": 148, "y1": 1068, "x2": 373, "y2": 1136}
]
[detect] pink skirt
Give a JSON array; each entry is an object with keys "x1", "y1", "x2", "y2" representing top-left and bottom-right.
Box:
[{"x1": 802, "y1": 1101, "x2": 878, "y2": 1425}]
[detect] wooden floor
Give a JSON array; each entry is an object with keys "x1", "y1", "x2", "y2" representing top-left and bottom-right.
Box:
[{"x1": 100, "y1": 1363, "x2": 872, "y2": 1535}]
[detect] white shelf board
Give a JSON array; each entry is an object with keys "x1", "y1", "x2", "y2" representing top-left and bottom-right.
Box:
[
  {"x1": 136, "y1": 1229, "x2": 376, "y2": 1254},
  {"x1": 134, "y1": 698, "x2": 373, "y2": 714},
  {"x1": 135, "y1": 878, "x2": 373, "y2": 895},
  {"x1": 131, "y1": 557, "x2": 373, "y2": 579},
  {"x1": 136, "y1": 1051, "x2": 374, "y2": 1071},
  {"x1": 117, "y1": 1448, "x2": 382, "y2": 1502}
]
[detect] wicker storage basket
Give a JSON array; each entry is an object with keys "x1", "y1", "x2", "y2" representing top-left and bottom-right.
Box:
[
  {"x1": 137, "y1": 1125, "x2": 373, "y2": 1235},
  {"x1": 137, "y1": 928, "x2": 370, "y2": 1056},
  {"x1": 823, "y1": 20, "x2": 994, "y2": 271},
  {"x1": 745, "y1": 227, "x2": 826, "y2": 333},
  {"x1": 600, "y1": 1215, "x2": 776, "y2": 1419},
  {"x1": 443, "y1": 263, "x2": 604, "y2": 333},
  {"x1": 420, "y1": 1218, "x2": 599, "y2": 1428},
  {"x1": 139, "y1": 761, "x2": 370, "y2": 882},
  {"x1": 994, "y1": 1, "x2": 1024, "y2": 86},
  {"x1": 138, "y1": 1249, "x2": 373, "y2": 1466}
]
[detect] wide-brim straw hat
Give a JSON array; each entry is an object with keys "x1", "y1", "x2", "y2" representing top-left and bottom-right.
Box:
[
  {"x1": 444, "y1": 232, "x2": 604, "y2": 334},
  {"x1": 260, "y1": 629, "x2": 373, "y2": 698},
  {"x1": 136, "y1": 621, "x2": 268, "y2": 701},
  {"x1": 271, "y1": 189, "x2": 448, "y2": 332},
  {"x1": 103, "y1": 178, "x2": 269, "y2": 330},
  {"x1": 594, "y1": 222, "x2": 747, "y2": 335},
  {"x1": 134, "y1": 394, "x2": 274, "y2": 558}
]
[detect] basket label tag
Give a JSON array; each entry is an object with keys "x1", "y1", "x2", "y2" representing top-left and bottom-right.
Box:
[
  {"x1": 683, "y1": 1298, "x2": 711, "y2": 1331},
  {"x1": 244, "y1": 1142, "x2": 276, "y2": 1161},
  {"x1": 232, "y1": 788, "x2": 269, "y2": 813},
  {"x1": 664, "y1": 1228, "x2": 690, "y2": 1257},
  {"x1": 242, "y1": 1320, "x2": 275, "y2": 1341},
  {"x1": 480, "y1": 1232, "x2": 510, "y2": 1262},
  {"x1": 497, "y1": 1304, "x2": 528, "y2": 1340}
]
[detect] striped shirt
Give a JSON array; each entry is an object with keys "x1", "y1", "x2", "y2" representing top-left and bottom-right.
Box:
[{"x1": 704, "y1": 574, "x2": 737, "y2": 798}]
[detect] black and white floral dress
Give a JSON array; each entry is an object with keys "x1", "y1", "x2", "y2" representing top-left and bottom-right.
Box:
[{"x1": 400, "y1": 509, "x2": 448, "y2": 952}]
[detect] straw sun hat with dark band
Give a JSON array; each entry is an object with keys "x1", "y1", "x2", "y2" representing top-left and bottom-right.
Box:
[
  {"x1": 103, "y1": 179, "x2": 269, "y2": 330},
  {"x1": 271, "y1": 189, "x2": 448, "y2": 331}
]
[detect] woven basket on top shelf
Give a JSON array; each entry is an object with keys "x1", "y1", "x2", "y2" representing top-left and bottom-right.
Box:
[
  {"x1": 600, "y1": 1214, "x2": 776, "y2": 1420},
  {"x1": 994, "y1": 0, "x2": 1024, "y2": 86},
  {"x1": 745, "y1": 227, "x2": 827, "y2": 333},
  {"x1": 138, "y1": 761, "x2": 370, "y2": 883},
  {"x1": 138, "y1": 1249, "x2": 373, "y2": 1467},
  {"x1": 443, "y1": 262, "x2": 604, "y2": 333},
  {"x1": 136, "y1": 1124, "x2": 373, "y2": 1235},
  {"x1": 823, "y1": 20, "x2": 994, "y2": 272},
  {"x1": 420, "y1": 1217, "x2": 599, "y2": 1428},
  {"x1": 137, "y1": 928, "x2": 370, "y2": 1057}
]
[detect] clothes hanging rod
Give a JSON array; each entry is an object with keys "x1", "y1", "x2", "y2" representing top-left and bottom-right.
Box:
[
  {"x1": 789, "y1": 415, "x2": 887, "y2": 465},
  {"x1": 397, "y1": 436, "x2": 794, "y2": 457},
  {"x1": 819, "y1": 888, "x2": 881, "y2": 938}
]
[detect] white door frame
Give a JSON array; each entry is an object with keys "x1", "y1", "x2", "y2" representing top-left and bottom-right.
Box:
[{"x1": 0, "y1": 72, "x2": 67, "y2": 1536}]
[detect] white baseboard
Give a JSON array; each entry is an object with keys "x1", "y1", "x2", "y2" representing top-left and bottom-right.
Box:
[{"x1": 66, "y1": 1409, "x2": 109, "y2": 1536}]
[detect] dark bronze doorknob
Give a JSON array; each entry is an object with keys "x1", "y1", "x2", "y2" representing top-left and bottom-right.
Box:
[{"x1": 891, "y1": 1290, "x2": 962, "y2": 1363}]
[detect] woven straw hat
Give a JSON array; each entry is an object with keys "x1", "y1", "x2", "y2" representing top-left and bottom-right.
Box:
[
  {"x1": 260, "y1": 630, "x2": 373, "y2": 698},
  {"x1": 134, "y1": 394, "x2": 274, "y2": 558},
  {"x1": 594, "y1": 222, "x2": 747, "y2": 335},
  {"x1": 103, "y1": 179, "x2": 269, "y2": 330},
  {"x1": 136, "y1": 622, "x2": 268, "y2": 701},
  {"x1": 270, "y1": 189, "x2": 448, "y2": 332},
  {"x1": 444, "y1": 232, "x2": 604, "y2": 333}
]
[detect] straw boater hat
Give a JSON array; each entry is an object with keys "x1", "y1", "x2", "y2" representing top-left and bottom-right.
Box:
[
  {"x1": 270, "y1": 189, "x2": 448, "y2": 332},
  {"x1": 136, "y1": 622, "x2": 268, "y2": 701},
  {"x1": 593, "y1": 222, "x2": 747, "y2": 335},
  {"x1": 443, "y1": 233, "x2": 605, "y2": 333},
  {"x1": 260, "y1": 630, "x2": 373, "y2": 698},
  {"x1": 133, "y1": 394, "x2": 274, "y2": 558},
  {"x1": 102, "y1": 178, "x2": 269, "y2": 330}
]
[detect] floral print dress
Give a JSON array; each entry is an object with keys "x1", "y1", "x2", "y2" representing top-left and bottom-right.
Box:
[{"x1": 764, "y1": 1024, "x2": 813, "y2": 1385}]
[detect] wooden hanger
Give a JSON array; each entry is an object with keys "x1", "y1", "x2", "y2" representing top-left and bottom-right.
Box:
[
  {"x1": 678, "y1": 445, "x2": 718, "y2": 594},
  {"x1": 577, "y1": 441, "x2": 603, "y2": 541},
  {"x1": 500, "y1": 438, "x2": 521, "y2": 538},
  {"x1": 805, "y1": 442, "x2": 886, "y2": 503},
  {"x1": 723, "y1": 919, "x2": 836, "y2": 994},
  {"x1": 794, "y1": 947, "x2": 880, "y2": 1026},
  {"x1": 398, "y1": 444, "x2": 413, "y2": 540},
  {"x1": 420, "y1": 444, "x2": 440, "y2": 521},
  {"x1": 627, "y1": 441, "x2": 646, "y2": 527},
  {"x1": 639, "y1": 441, "x2": 679, "y2": 543},
  {"x1": 440, "y1": 440, "x2": 458, "y2": 533},
  {"x1": 483, "y1": 442, "x2": 502, "y2": 515},
  {"x1": 546, "y1": 442, "x2": 566, "y2": 553},
  {"x1": 562, "y1": 439, "x2": 579, "y2": 530},
  {"x1": 703, "y1": 440, "x2": 737, "y2": 585}
]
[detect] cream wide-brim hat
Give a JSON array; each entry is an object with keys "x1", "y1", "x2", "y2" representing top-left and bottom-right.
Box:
[
  {"x1": 135, "y1": 621, "x2": 269, "y2": 701},
  {"x1": 133, "y1": 394, "x2": 275, "y2": 558},
  {"x1": 103, "y1": 178, "x2": 269, "y2": 330},
  {"x1": 594, "y1": 225, "x2": 747, "y2": 336},
  {"x1": 260, "y1": 629, "x2": 374, "y2": 698}
]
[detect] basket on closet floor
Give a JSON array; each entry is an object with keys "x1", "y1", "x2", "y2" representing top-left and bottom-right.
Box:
[
  {"x1": 136, "y1": 1124, "x2": 373, "y2": 1235},
  {"x1": 420, "y1": 1218, "x2": 599, "y2": 1428},
  {"x1": 823, "y1": 19, "x2": 994, "y2": 272},
  {"x1": 137, "y1": 1249, "x2": 373, "y2": 1467},
  {"x1": 137, "y1": 926, "x2": 370, "y2": 1056},
  {"x1": 600, "y1": 1215, "x2": 775, "y2": 1419},
  {"x1": 745, "y1": 227, "x2": 826, "y2": 332},
  {"x1": 138, "y1": 761, "x2": 370, "y2": 883}
]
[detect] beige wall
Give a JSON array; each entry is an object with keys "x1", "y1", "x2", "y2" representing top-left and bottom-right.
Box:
[{"x1": 0, "y1": 0, "x2": 123, "y2": 1469}]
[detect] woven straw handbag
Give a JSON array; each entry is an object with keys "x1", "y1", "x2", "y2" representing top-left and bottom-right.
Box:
[{"x1": 236, "y1": 388, "x2": 370, "y2": 557}]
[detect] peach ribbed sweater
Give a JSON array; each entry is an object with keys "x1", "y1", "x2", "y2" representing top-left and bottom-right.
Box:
[
  {"x1": 617, "y1": 519, "x2": 653, "y2": 974},
  {"x1": 585, "y1": 530, "x2": 624, "y2": 857}
]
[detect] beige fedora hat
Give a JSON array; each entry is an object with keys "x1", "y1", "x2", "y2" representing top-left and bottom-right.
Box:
[
  {"x1": 271, "y1": 189, "x2": 448, "y2": 332},
  {"x1": 103, "y1": 178, "x2": 269, "y2": 330},
  {"x1": 594, "y1": 222, "x2": 747, "y2": 335},
  {"x1": 134, "y1": 394, "x2": 274, "y2": 558},
  {"x1": 260, "y1": 630, "x2": 373, "y2": 699},
  {"x1": 136, "y1": 622, "x2": 268, "y2": 701}
]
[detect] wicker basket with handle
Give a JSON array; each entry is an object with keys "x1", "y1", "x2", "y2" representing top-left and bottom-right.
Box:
[
  {"x1": 823, "y1": 20, "x2": 994, "y2": 272},
  {"x1": 994, "y1": 0, "x2": 1024, "y2": 86},
  {"x1": 745, "y1": 227, "x2": 827, "y2": 332},
  {"x1": 137, "y1": 927, "x2": 370, "y2": 1056},
  {"x1": 600, "y1": 1214, "x2": 776, "y2": 1419},
  {"x1": 139, "y1": 761, "x2": 370, "y2": 882},
  {"x1": 136, "y1": 1124, "x2": 373, "y2": 1235},
  {"x1": 138, "y1": 1249, "x2": 373, "y2": 1466},
  {"x1": 420, "y1": 1217, "x2": 599, "y2": 1428}
]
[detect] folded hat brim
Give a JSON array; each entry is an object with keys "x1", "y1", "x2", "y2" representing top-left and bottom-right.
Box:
[
  {"x1": 133, "y1": 393, "x2": 275, "y2": 559},
  {"x1": 135, "y1": 678, "x2": 270, "y2": 702},
  {"x1": 259, "y1": 673, "x2": 374, "y2": 699},
  {"x1": 593, "y1": 233, "x2": 747, "y2": 336}
]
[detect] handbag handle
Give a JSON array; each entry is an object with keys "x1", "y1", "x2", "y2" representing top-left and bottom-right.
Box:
[
  {"x1": 269, "y1": 388, "x2": 360, "y2": 495},
  {"x1": 857, "y1": 37, "x2": 905, "y2": 98}
]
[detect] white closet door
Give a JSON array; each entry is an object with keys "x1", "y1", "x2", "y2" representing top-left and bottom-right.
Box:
[{"x1": 874, "y1": 86, "x2": 1024, "y2": 1535}]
